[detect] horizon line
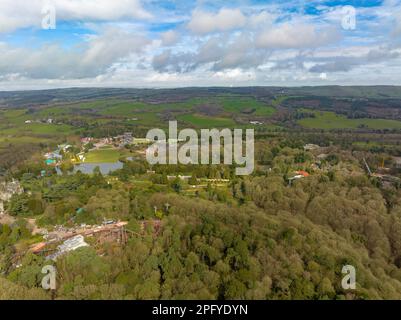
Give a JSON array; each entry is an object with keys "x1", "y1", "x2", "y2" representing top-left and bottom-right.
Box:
[{"x1": 2, "y1": 84, "x2": 401, "y2": 93}]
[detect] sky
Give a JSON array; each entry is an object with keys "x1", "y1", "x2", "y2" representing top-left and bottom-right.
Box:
[{"x1": 0, "y1": 0, "x2": 401, "y2": 90}]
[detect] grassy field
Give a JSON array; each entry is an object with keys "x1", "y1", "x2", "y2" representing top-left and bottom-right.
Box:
[
  {"x1": 104, "y1": 96, "x2": 278, "y2": 120},
  {"x1": 128, "y1": 112, "x2": 163, "y2": 126},
  {"x1": 99, "y1": 101, "x2": 149, "y2": 116},
  {"x1": 352, "y1": 141, "x2": 381, "y2": 147},
  {"x1": 0, "y1": 135, "x2": 53, "y2": 145},
  {"x1": 83, "y1": 149, "x2": 124, "y2": 163},
  {"x1": 1, "y1": 123, "x2": 74, "y2": 136},
  {"x1": 0, "y1": 108, "x2": 75, "y2": 149},
  {"x1": 220, "y1": 97, "x2": 276, "y2": 116},
  {"x1": 298, "y1": 109, "x2": 401, "y2": 130},
  {"x1": 178, "y1": 114, "x2": 236, "y2": 128}
]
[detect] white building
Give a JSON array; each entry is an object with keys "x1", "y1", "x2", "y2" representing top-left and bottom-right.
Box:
[
  {"x1": 46, "y1": 235, "x2": 89, "y2": 261},
  {"x1": 58, "y1": 235, "x2": 89, "y2": 253}
]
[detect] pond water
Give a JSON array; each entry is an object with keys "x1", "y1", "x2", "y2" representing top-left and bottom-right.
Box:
[
  {"x1": 56, "y1": 161, "x2": 124, "y2": 175},
  {"x1": 55, "y1": 157, "x2": 136, "y2": 175}
]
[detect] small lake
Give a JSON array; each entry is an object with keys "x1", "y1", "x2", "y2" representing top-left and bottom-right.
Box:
[
  {"x1": 56, "y1": 161, "x2": 124, "y2": 175},
  {"x1": 55, "y1": 157, "x2": 135, "y2": 175},
  {"x1": 73, "y1": 162, "x2": 124, "y2": 175}
]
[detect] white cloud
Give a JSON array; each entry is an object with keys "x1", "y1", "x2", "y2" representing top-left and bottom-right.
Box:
[
  {"x1": 308, "y1": 47, "x2": 401, "y2": 73},
  {"x1": 248, "y1": 11, "x2": 276, "y2": 29},
  {"x1": 256, "y1": 23, "x2": 341, "y2": 49},
  {"x1": 0, "y1": 27, "x2": 150, "y2": 79},
  {"x1": 151, "y1": 33, "x2": 268, "y2": 73},
  {"x1": 0, "y1": 0, "x2": 151, "y2": 33},
  {"x1": 161, "y1": 30, "x2": 179, "y2": 46},
  {"x1": 0, "y1": 1, "x2": 400, "y2": 88},
  {"x1": 0, "y1": 0, "x2": 42, "y2": 33},
  {"x1": 54, "y1": 0, "x2": 151, "y2": 20},
  {"x1": 188, "y1": 8, "x2": 246, "y2": 34},
  {"x1": 212, "y1": 68, "x2": 256, "y2": 81},
  {"x1": 393, "y1": 10, "x2": 401, "y2": 36}
]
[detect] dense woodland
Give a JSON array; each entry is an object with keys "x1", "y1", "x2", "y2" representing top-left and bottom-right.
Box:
[{"x1": 1, "y1": 135, "x2": 401, "y2": 300}]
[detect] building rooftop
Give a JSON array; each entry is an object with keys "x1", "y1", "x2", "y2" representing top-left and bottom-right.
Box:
[{"x1": 58, "y1": 235, "x2": 89, "y2": 253}]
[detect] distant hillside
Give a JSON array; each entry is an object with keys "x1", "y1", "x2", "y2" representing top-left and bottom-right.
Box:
[{"x1": 2, "y1": 86, "x2": 401, "y2": 108}]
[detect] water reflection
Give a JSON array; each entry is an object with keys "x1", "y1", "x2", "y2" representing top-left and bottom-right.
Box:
[{"x1": 56, "y1": 162, "x2": 124, "y2": 175}]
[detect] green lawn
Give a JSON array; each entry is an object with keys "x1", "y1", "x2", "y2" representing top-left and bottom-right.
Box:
[
  {"x1": 298, "y1": 109, "x2": 401, "y2": 130},
  {"x1": 84, "y1": 149, "x2": 123, "y2": 163}
]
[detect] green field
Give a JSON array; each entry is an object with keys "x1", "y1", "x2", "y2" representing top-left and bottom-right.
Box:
[
  {"x1": 0, "y1": 96, "x2": 281, "y2": 149},
  {"x1": 99, "y1": 101, "x2": 149, "y2": 116},
  {"x1": 4, "y1": 95, "x2": 401, "y2": 150},
  {"x1": 12, "y1": 96, "x2": 276, "y2": 132},
  {"x1": 0, "y1": 135, "x2": 53, "y2": 145},
  {"x1": 102, "y1": 96, "x2": 278, "y2": 119},
  {"x1": 178, "y1": 114, "x2": 236, "y2": 128},
  {"x1": 0, "y1": 109, "x2": 75, "y2": 148},
  {"x1": 84, "y1": 149, "x2": 124, "y2": 163},
  {"x1": 352, "y1": 141, "x2": 381, "y2": 147},
  {"x1": 128, "y1": 113, "x2": 163, "y2": 126},
  {"x1": 298, "y1": 109, "x2": 401, "y2": 130},
  {"x1": 1, "y1": 123, "x2": 74, "y2": 136},
  {"x1": 220, "y1": 97, "x2": 276, "y2": 116}
]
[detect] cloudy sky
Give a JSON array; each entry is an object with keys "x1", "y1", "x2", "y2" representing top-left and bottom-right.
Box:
[{"x1": 0, "y1": 0, "x2": 401, "y2": 90}]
